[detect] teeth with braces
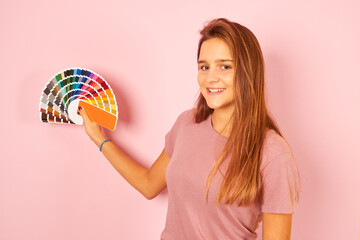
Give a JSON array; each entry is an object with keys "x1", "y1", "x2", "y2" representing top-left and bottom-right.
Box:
[{"x1": 208, "y1": 88, "x2": 225, "y2": 93}]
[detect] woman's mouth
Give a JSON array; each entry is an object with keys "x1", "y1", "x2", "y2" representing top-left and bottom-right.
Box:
[{"x1": 207, "y1": 88, "x2": 226, "y2": 95}]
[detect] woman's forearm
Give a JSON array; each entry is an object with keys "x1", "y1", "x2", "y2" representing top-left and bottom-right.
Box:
[
  {"x1": 96, "y1": 138, "x2": 153, "y2": 199},
  {"x1": 78, "y1": 107, "x2": 168, "y2": 199}
]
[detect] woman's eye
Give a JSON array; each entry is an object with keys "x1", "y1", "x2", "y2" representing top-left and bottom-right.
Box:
[
  {"x1": 199, "y1": 65, "x2": 209, "y2": 71},
  {"x1": 221, "y1": 65, "x2": 231, "y2": 70}
]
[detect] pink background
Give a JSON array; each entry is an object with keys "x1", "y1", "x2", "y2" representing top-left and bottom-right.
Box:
[{"x1": 1, "y1": 0, "x2": 359, "y2": 239}]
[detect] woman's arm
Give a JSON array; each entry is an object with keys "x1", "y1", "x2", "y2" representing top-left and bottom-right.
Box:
[
  {"x1": 78, "y1": 107, "x2": 170, "y2": 200},
  {"x1": 262, "y1": 213, "x2": 293, "y2": 240}
]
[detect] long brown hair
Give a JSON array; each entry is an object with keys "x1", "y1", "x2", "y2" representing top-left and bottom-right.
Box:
[{"x1": 195, "y1": 18, "x2": 282, "y2": 206}]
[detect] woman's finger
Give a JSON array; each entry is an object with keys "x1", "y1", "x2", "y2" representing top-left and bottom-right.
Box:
[
  {"x1": 77, "y1": 106, "x2": 91, "y2": 123},
  {"x1": 77, "y1": 105, "x2": 104, "y2": 142}
]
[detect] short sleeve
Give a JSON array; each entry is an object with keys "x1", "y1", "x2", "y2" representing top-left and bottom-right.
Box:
[
  {"x1": 261, "y1": 152, "x2": 300, "y2": 214},
  {"x1": 164, "y1": 110, "x2": 192, "y2": 157}
]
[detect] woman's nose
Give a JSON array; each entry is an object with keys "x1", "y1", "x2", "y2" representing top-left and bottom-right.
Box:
[{"x1": 206, "y1": 68, "x2": 219, "y2": 83}]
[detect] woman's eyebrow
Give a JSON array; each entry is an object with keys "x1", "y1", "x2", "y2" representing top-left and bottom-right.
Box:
[
  {"x1": 197, "y1": 59, "x2": 233, "y2": 64},
  {"x1": 216, "y1": 59, "x2": 233, "y2": 63}
]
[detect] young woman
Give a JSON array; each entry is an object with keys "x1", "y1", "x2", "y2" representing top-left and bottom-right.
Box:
[{"x1": 78, "y1": 18, "x2": 300, "y2": 240}]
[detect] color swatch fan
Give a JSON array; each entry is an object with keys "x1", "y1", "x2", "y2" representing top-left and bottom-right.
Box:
[{"x1": 39, "y1": 68, "x2": 118, "y2": 131}]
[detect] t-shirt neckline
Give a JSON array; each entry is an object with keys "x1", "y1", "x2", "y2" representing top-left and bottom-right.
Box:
[{"x1": 207, "y1": 113, "x2": 229, "y2": 140}]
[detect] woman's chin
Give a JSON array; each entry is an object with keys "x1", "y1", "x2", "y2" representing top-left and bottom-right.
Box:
[{"x1": 206, "y1": 101, "x2": 235, "y2": 112}]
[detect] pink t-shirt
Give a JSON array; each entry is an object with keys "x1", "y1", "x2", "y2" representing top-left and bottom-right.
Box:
[{"x1": 161, "y1": 109, "x2": 299, "y2": 240}]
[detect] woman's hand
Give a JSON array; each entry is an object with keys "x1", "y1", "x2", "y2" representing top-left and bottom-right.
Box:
[{"x1": 77, "y1": 106, "x2": 106, "y2": 146}]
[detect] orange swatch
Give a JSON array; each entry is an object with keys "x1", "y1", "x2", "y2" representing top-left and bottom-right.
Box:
[{"x1": 79, "y1": 100, "x2": 117, "y2": 131}]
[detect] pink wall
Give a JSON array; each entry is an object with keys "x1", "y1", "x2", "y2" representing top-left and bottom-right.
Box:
[{"x1": 1, "y1": 0, "x2": 359, "y2": 239}]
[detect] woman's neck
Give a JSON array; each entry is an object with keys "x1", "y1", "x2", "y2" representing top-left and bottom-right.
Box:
[{"x1": 211, "y1": 107, "x2": 234, "y2": 137}]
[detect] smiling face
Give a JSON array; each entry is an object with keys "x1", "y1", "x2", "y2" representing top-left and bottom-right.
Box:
[{"x1": 197, "y1": 38, "x2": 235, "y2": 114}]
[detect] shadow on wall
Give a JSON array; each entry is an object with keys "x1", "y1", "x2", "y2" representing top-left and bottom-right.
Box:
[
  {"x1": 264, "y1": 47, "x2": 324, "y2": 237},
  {"x1": 92, "y1": 67, "x2": 169, "y2": 200},
  {"x1": 99, "y1": 70, "x2": 133, "y2": 126}
]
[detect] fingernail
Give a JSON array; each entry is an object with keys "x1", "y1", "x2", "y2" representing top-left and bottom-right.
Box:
[{"x1": 78, "y1": 106, "x2": 82, "y2": 111}]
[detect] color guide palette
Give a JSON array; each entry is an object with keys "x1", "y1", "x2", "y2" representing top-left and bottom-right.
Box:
[{"x1": 39, "y1": 68, "x2": 118, "y2": 131}]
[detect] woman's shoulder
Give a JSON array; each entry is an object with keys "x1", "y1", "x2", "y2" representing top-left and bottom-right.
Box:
[
  {"x1": 174, "y1": 108, "x2": 196, "y2": 124},
  {"x1": 260, "y1": 129, "x2": 294, "y2": 170}
]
